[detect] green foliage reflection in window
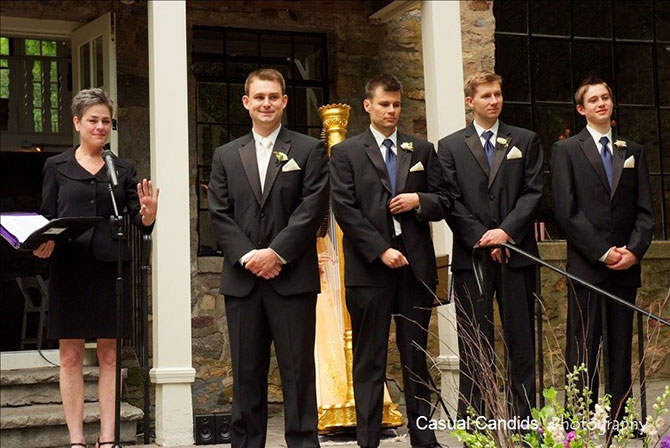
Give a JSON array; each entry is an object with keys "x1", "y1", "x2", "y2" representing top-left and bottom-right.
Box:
[
  {"x1": 25, "y1": 39, "x2": 41, "y2": 56},
  {"x1": 0, "y1": 37, "x2": 9, "y2": 55}
]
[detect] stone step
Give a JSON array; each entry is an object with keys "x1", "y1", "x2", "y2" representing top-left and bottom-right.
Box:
[
  {"x1": 0, "y1": 402, "x2": 142, "y2": 448},
  {"x1": 1, "y1": 366, "x2": 127, "y2": 406}
]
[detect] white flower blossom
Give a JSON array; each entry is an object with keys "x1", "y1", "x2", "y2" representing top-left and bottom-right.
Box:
[
  {"x1": 641, "y1": 415, "x2": 664, "y2": 442},
  {"x1": 591, "y1": 403, "x2": 610, "y2": 435},
  {"x1": 546, "y1": 416, "x2": 565, "y2": 444}
]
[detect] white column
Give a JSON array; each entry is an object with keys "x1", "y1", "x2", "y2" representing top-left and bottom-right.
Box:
[
  {"x1": 421, "y1": 0, "x2": 465, "y2": 418},
  {"x1": 147, "y1": 1, "x2": 195, "y2": 445}
]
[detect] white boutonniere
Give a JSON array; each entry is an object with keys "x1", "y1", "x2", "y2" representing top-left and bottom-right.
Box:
[
  {"x1": 496, "y1": 137, "x2": 509, "y2": 149},
  {"x1": 614, "y1": 140, "x2": 627, "y2": 149},
  {"x1": 400, "y1": 142, "x2": 414, "y2": 152},
  {"x1": 273, "y1": 151, "x2": 288, "y2": 163}
]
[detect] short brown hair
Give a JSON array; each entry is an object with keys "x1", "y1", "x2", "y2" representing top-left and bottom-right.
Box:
[
  {"x1": 365, "y1": 74, "x2": 403, "y2": 99},
  {"x1": 574, "y1": 74, "x2": 614, "y2": 106},
  {"x1": 244, "y1": 68, "x2": 286, "y2": 95},
  {"x1": 464, "y1": 71, "x2": 502, "y2": 98},
  {"x1": 71, "y1": 88, "x2": 114, "y2": 118}
]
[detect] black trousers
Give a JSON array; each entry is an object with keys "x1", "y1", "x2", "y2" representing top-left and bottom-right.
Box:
[
  {"x1": 565, "y1": 277, "x2": 636, "y2": 422},
  {"x1": 453, "y1": 262, "x2": 536, "y2": 420},
  {"x1": 346, "y1": 237, "x2": 438, "y2": 448},
  {"x1": 225, "y1": 281, "x2": 319, "y2": 448}
]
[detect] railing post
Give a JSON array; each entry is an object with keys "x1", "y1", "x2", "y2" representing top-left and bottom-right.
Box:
[
  {"x1": 601, "y1": 296, "x2": 610, "y2": 401},
  {"x1": 637, "y1": 310, "x2": 647, "y2": 422},
  {"x1": 142, "y1": 234, "x2": 152, "y2": 444},
  {"x1": 535, "y1": 264, "x2": 544, "y2": 407}
]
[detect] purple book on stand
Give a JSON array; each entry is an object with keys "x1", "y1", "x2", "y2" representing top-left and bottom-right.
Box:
[{"x1": 0, "y1": 212, "x2": 103, "y2": 251}]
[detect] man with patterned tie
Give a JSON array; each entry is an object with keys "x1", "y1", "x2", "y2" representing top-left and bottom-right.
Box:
[
  {"x1": 551, "y1": 75, "x2": 653, "y2": 425},
  {"x1": 330, "y1": 74, "x2": 450, "y2": 448},
  {"x1": 437, "y1": 71, "x2": 543, "y2": 420}
]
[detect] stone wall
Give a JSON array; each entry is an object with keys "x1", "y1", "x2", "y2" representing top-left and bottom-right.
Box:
[
  {"x1": 536, "y1": 241, "x2": 670, "y2": 385},
  {"x1": 459, "y1": 0, "x2": 495, "y2": 122}
]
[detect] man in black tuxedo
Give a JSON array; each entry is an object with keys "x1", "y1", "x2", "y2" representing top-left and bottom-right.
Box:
[
  {"x1": 330, "y1": 74, "x2": 450, "y2": 448},
  {"x1": 208, "y1": 68, "x2": 328, "y2": 448},
  {"x1": 551, "y1": 76, "x2": 653, "y2": 423},
  {"x1": 437, "y1": 71, "x2": 543, "y2": 420}
]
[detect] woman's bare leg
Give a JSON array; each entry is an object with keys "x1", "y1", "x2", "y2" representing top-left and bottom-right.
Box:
[{"x1": 59, "y1": 339, "x2": 87, "y2": 445}]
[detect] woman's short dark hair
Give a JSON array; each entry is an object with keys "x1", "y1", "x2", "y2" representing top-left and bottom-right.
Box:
[{"x1": 71, "y1": 88, "x2": 114, "y2": 118}]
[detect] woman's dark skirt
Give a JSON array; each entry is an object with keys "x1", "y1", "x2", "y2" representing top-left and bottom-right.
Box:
[{"x1": 47, "y1": 255, "x2": 132, "y2": 340}]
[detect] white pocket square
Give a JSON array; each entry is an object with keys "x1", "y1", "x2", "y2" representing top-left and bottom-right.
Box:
[
  {"x1": 623, "y1": 155, "x2": 635, "y2": 168},
  {"x1": 409, "y1": 161, "x2": 424, "y2": 172},
  {"x1": 506, "y1": 146, "x2": 523, "y2": 160},
  {"x1": 281, "y1": 158, "x2": 301, "y2": 172}
]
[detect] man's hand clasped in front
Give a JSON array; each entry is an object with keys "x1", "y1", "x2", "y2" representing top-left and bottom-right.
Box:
[
  {"x1": 605, "y1": 246, "x2": 638, "y2": 270},
  {"x1": 245, "y1": 248, "x2": 283, "y2": 279},
  {"x1": 478, "y1": 228, "x2": 511, "y2": 263}
]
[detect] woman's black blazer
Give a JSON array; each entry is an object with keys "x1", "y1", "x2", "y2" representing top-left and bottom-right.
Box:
[{"x1": 38, "y1": 147, "x2": 152, "y2": 262}]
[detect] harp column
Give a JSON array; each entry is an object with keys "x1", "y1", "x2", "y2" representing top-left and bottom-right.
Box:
[{"x1": 420, "y1": 0, "x2": 465, "y2": 418}]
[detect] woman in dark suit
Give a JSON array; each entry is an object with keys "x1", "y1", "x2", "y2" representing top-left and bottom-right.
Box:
[{"x1": 33, "y1": 88, "x2": 159, "y2": 448}]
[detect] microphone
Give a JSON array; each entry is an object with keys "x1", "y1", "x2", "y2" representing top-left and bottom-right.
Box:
[{"x1": 102, "y1": 144, "x2": 118, "y2": 188}]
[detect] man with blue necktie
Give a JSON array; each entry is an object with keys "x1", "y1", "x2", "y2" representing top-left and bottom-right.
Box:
[
  {"x1": 551, "y1": 75, "x2": 653, "y2": 425},
  {"x1": 437, "y1": 71, "x2": 544, "y2": 421},
  {"x1": 330, "y1": 74, "x2": 450, "y2": 448}
]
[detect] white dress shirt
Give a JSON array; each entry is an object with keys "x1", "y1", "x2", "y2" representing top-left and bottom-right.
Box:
[
  {"x1": 369, "y1": 125, "x2": 402, "y2": 236},
  {"x1": 473, "y1": 119, "x2": 500, "y2": 151},
  {"x1": 586, "y1": 125, "x2": 613, "y2": 158},
  {"x1": 585, "y1": 125, "x2": 614, "y2": 262},
  {"x1": 253, "y1": 125, "x2": 282, "y2": 192},
  {"x1": 240, "y1": 125, "x2": 286, "y2": 266}
]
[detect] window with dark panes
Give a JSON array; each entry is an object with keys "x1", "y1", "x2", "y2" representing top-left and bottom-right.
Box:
[
  {"x1": 0, "y1": 35, "x2": 72, "y2": 151},
  {"x1": 494, "y1": 0, "x2": 670, "y2": 240},
  {"x1": 192, "y1": 27, "x2": 329, "y2": 255}
]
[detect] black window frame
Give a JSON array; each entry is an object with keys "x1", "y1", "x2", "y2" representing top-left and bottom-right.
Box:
[
  {"x1": 192, "y1": 26, "x2": 330, "y2": 256},
  {"x1": 494, "y1": 0, "x2": 669, "y2": 240}
]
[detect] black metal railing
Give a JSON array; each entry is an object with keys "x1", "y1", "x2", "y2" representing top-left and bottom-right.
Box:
[
  {"x1": 122, "y1": 216, "x2": 152, "y2": 444},
  {"x1": 471, "y1": 243, "x2": 669, "y2": 421}
]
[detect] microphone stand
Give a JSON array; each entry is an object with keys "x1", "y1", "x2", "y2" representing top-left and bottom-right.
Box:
[{"x1": 106, "y1": 176, "x2": 124, "y2": 448}]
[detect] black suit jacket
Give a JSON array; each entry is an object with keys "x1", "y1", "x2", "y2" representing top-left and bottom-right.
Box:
[
  {"x1": 39, "y1": 147, "x2": 149, "y2": 263},
  {"x1": 329, "y1": 129, "x2": 450, "y2": 287},
  {"x1": 551, "y1": 127, "x2": 654, "y2": 287},
  {"x1": 207, "y1": 127, "x2": 329, "y2": 297},
  {"x1": 438, "y1": 121, "x2": 544, "y2": 271}
]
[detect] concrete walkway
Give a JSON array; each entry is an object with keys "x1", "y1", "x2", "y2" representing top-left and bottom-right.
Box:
[{"x1": 135, "y1": 380, "x2": 669, "y2": 448}]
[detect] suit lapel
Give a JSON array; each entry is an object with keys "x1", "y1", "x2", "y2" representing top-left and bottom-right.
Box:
[
  {"x1": 464, "y1": 124, "x2": 490, "y2": 178},
  {"x1": 57, "y1": 149, "x2": 98, "y2": 180},
  {"x1": 363, "y1": 129, "x2": 393, "y2": 195},
  {"x1": 260, "y1": 127, "x2": 291, "y2": 208},
  {"x1": 578, "y1": 127, "x2": 610, "y2": 194},
  {"x1": 395, "y1": 134, "x2": 412, "y2": 194},
  {"x1": 610, "y1": 133, "x2": 625, "y2": 199},
  {"x1": 488, "y1": 122, "x2": 511, "y2": 189},
  {"x1": 238, "y1": 136, "x2": 262, "y2": 205}
]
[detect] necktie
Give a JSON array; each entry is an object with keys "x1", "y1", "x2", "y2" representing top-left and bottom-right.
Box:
[
  {"x1": 259, "y1": 138, "x2": 272, "y2": 192},
  {"x1": 383, "y1": 138, "x2": 396, "y2": 196},
  {"x1": 482, "y1": 130, "x2": 494, "y2": 168},
  {"x1": 600, "y1": 136, "x2": 612, "y2": 187}
]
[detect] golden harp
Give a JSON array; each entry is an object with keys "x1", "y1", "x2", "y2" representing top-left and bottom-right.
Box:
[{"x1": 314, "y1": 104, "x2": 403, "y2": 432}]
